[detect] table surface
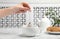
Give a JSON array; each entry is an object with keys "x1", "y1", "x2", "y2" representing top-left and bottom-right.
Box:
[
  {"x1": 0, "y1": 28, "x2": 60, "y2": 39},
  {"x1": 0, "y1": 32, "x2": 60, "y2": 39}
]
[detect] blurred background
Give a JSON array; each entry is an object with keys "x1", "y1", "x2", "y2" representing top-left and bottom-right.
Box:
[{"x1": 0, "y1": 0, "x2": 60, "y2": 28}]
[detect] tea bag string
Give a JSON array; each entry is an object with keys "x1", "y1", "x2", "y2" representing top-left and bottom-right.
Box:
[
  {"x1": 28, "y1": 11, "x2": 31, "y2": 27},
  {"x1": 27, "y1": 11, "x2": 31, "y2": 23},
  {"x1": 24, "y1": 11, "x2": 31, "y2": 27}
]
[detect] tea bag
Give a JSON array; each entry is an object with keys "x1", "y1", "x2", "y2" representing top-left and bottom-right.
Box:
[
  {"x1": 27, "y1": 22, "x2": 32, "y2": 27},
  {"x1": 23, "y1": 22, "x2": 32, "y2": 28}
]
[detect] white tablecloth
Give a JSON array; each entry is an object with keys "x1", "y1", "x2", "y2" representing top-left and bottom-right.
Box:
[
  {"x1": 0, "y1": 32, "x2": 60, "y2": 39},
  {"x1": 0, "y1": 28, "x2": 60, "y2": 39}
]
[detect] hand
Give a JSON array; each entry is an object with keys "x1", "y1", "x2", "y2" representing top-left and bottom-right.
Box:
[{"x1": 13, "y1": 2, "x2": 31, "y2": 13}]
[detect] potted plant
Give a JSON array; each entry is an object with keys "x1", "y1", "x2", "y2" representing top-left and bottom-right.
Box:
[{"x1": 45, "y1": 7, "x2": 60, "y2": 27}]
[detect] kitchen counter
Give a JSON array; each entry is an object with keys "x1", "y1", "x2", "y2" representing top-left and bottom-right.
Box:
[{"x1": 0, "y1": 28, "x2": 60, "y2": 39}]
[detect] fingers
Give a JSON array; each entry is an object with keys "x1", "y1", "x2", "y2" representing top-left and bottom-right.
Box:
[
  {"x1": 16, "y1": 7, "x2": 29, "y2": 13},
  {"x1": 20, "y1": 7, "x2": 29, "y2": 11},
  {"x1": 22, "y1": 7, "x2": 31, "y2": 12},
  {"x1": 15, "y1": 2, "x2": 31, "y2": 14},
  {"x1": 20, "y1": 10, "x2": 27, "y2": 13},
  {"x1": 21, "y1": 2, "x2": 31, "y2": 9},
  {"x1": 16, "y1": 10, "x2": 27, "y2": 13}
]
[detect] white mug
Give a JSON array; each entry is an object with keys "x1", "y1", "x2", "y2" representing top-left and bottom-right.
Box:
[{"x1": 21, "y1": 26, "x2": 40, "y2": 36}]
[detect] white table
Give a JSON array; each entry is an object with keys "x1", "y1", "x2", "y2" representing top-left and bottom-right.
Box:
[
  {"x1": 0, "y1": 32, "x2": 60, "y2": 39},
  {"x1": 0, "y1": 28, "x2": 60, "y2": 39}
]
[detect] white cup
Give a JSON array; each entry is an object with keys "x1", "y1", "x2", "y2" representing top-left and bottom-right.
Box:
[{"x1": 21, "y1": 26, "x2": 40, "y2": 36}]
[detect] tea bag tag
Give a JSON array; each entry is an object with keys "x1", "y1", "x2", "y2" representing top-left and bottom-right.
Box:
[
  {"x1": 27, "y1": 22, "x2": 32, "y2": 27},
  {"x1": 23, "y1": 22, "x2": 32, "y2": 27}
]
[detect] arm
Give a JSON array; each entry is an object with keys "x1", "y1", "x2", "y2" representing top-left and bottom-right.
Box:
[
  {"x1": 0, "y1": 7, "x2": 17, "y2": 18},
  {"x1": 0, "y1": 2, "x2": 30, "y2": 18}
]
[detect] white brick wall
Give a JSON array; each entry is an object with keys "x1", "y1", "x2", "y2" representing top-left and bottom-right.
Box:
[{"x1": 0, "y1": 0, "x2": 60, "y2": 4}]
